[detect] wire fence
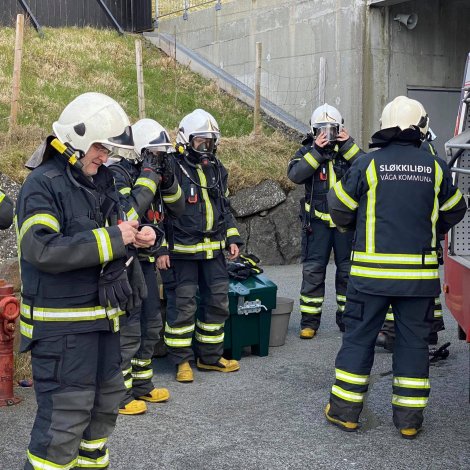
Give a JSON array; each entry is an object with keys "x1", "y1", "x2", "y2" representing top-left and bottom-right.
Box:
[{"x1": 156, "y1": 0, "x2": 224, "y2": 20}]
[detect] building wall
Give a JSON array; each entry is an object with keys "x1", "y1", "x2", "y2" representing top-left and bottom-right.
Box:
[{"x1": 159, "y1": 0, "x2": 470, "y2": 146}]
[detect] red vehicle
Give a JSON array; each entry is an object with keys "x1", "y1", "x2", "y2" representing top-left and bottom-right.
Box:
[{"x1": 443, "y1": 52, "x2": 470, "y2": 342}]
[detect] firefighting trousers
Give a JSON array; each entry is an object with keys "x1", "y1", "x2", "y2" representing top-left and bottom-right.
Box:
[
  {"x1": 300, "y1": 219, "x2": 353, "y2": 331},
  {"x1": 328, "y1": 285, "x2": 434, "y2": 430},
  {"x1": 380, "y1": 297, "x2": 444, "y2": 344},
  {"x1": 119, "y1": 261, "x2": 163, "y2": 406},
  {"x1": 161, "y1": 254, "x2": 229, "y2": 365},
  {"x1": 25, "y1": 331, "x2": 125, "y2": 470}
]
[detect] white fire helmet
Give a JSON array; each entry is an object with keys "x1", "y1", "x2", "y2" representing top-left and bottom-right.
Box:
[
  {"x1": 380, "y1": 96, "x2": 429, "y2": 136},
  {"x1": 310, "y1": 103, "x2": 343, "y2": 141},
  {"x1": 176, "y1": 109, "x2": 221, "y2": 155},
  {"x1": 52, "y1": 92, "x2": 133, "y2": 155},
  {"x1": 132, "y1": 118, "x2": 173, "y2": 158}
]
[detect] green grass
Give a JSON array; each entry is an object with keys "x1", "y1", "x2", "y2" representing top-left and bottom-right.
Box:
[{"x1": 0, "y1": 26, "x2": 297, "y2": 192}]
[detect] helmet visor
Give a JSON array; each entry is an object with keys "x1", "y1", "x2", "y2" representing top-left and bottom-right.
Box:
[
  {"x1": 101, "y1": 125, "x2": 134, "y2": 150},
  {"x1": 317, "y1": 123, "x2": 339, "y2": 142}
]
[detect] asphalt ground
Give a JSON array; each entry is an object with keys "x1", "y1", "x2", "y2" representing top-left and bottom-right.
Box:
[{"x1": 1, "y1": 263, "x2": 469, "y2": 469}]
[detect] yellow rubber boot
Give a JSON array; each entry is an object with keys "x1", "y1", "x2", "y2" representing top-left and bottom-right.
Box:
[
  {"x1": 119, "y1": 399, "x2": 147, "y2": 415},
  {"x1": 400, "y1": 428, "x2": 421, "y2": 440},
  {"x1": 300, "y1": 328, "x2": 316, "y2": 339},
  {"x1": 324, "y1": 403, "x2": 358, "y2": 432},
  {"x1": 138, "y1": 387, "x2": 170, "y2": 403},
  {"x1": 196, "y1": 357, "x2": 240, "y2": 373},
  {"x1": 176, "y1": 362, "x2": 194, "y2": 383}
]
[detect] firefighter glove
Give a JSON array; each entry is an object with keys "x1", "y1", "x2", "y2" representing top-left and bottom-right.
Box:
[
  {"x1": 126, "y1": 257, "x2": 148, "y2": 312},
  {"x1": 98, "y1": 258, "x2": 133, "y2": 310}
]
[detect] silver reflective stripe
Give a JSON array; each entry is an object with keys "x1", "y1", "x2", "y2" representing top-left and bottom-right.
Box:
[
  {"x1": 27, "y1": 449, "x2": 77, "y2": 470},
  {"x1": 162, "y1": 185, "x2": 182, "y2": 203},
  {"x1": 392, "y1": 394, "x2": 428, "y2": 408},
  {"x1": 331, "y1": 385, "x2": 364, "y2": 403},
  {"x1": 195, "y1": 331, "x2": 224, "y2": 344},
  {"x1": 135, "y1": 177, "x2": 157, "y2": 194},
  {"x1": 79, "y1": 438, "x2": 107, "y2": 451},
  {"x1": 335, "y1": 368, "x2": 369, "y2": 385},
  {"x1": 164, "y1": 337, "x2": 192, "y2": 347},
  {"x1": 92, "y1": 228, "x2": 113, "y2": 263},
  {"x1": 196, "y1": 319, "x2": 223, "y2": 332},
  {"x1": 77, "y1": 448, "x2": 109, "y2": 468}
]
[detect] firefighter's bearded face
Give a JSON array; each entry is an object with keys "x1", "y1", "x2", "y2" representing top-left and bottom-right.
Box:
[{"x1": 81, "y1": 143, "x2": 110, "y2": 176}]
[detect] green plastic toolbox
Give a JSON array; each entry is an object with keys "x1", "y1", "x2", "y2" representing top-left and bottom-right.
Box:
[{"x1": 223, "y1": 274, "x2": 277, "y2": 360}]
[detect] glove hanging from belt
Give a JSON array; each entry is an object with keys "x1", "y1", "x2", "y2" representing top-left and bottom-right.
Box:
[
  {"x1": 227, "y1": 253, "x2": 263, "y2": 280},
  {"x1": 98, "y1": 256, "x2": 133, "y2": 311},
  {"x1": 98, "y1": 248, "x2": 149, "y2": 312}
]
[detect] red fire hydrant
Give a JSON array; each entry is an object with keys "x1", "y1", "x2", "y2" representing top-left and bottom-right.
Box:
[{"x1": 0, "y1": 279, "x2": 21, "y2": 406}]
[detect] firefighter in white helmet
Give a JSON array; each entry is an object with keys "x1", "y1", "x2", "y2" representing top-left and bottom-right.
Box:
[
  {"x1": 108, "y1": 118, "x2": 185, "y2": 415},
  {"x1": 288, "y1": 103, "x2": 365, "y2": 339},
  {"x1": 325, "y1": 96, "x2": 466, "y2": 439},
  {"x1": 158, "y1": 109, "x2": 243, "y2": 383},
  {"x1": 17, "y1": 93, "x2": 157, "y2": 469}
]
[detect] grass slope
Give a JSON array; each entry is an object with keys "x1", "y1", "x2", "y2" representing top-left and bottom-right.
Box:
[{"x1": 0, "y1": 26, "x2": 297, "y2": 192}]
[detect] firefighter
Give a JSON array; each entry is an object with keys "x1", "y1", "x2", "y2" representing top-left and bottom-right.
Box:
[
  {"x1": 287, "y1": 104, "x2": 365, "y2": 339},
  {"x1": 376, "y1": 129, "x2": 444, "y2": 351},
  {"x1": 17, "y1": 92, "x2": 156, "y2": 469},
  {"x1": 0, "y1": 187, "x2": 14, "y2": 229},
  {"x1": 325, "y1": 96, "x2": 467, "y2": 439},
  {"x1": 158, "y1": 109, "x2": 243, "y2": 383},
  {"x1": 109, "y1": 118, "x2": 185, "y2": 415}
]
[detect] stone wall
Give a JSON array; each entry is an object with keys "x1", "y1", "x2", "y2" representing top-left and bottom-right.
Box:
[{"x1": 231, "y1": 181, "x2": 303, "y2": 265}]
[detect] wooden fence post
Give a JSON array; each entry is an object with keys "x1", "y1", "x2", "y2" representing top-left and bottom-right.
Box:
[
  {"x1": 135, "y1": 39, "x2": 146, "y2": 119},
  {"x1": 253, "y1": 41, "x2": 262, "y2": 135},
  {"x1": 9, "y1": 14, "x2": 25, "y2": 133}
]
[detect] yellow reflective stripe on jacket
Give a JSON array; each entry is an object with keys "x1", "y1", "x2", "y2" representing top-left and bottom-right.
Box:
[
  {"x1": 351, "y1": 265, "x2": 439, "y2": 279},
  {"x1": 336, "y1": 294, "x2": 346, "y2": 302},
  {"x1": 431, "y1": 160, "x2": 443, "y2": 247},
  {"x1": 165, "y1": 322, "x2": 195, "y2": 335},
  {"x1": 0, "y1": 191, "x2": 5, "y2": 204},
  {"x1": 77, "y1": 448, "x2": 109, "y2": 468},
  {"x1": 385, "y1": 312, "x2": 395, "y2": 321},
  {"x1": 333, "y1": 181, "x2": 358, "y2": 210},
  {"x1": 162, "y1": 185, "x2": 182, "y2": 203},
  {"x1": 342, "y1": 143, "x2": 360, "y2": 161},
  {"x1": 27, "y1": 449, "x2": 77, "y2": 470},
  {"x1": 335, "y1": 368, "x2": 369, "y2": 385},
  {"x1": 328, "y1": 161, "x2": 337, "y2": 189},
  {"x1": 440, "y1": 189, "x2": 463, "y2": 211},
  {"x1": 304, "y1": 152, "x2": 320, "y2": 169},
  {"x1": 352, "y1": 251, "x2": 438, "y2": 265},
  {"x1": 19, "y1": 213, "x2": 60, "y2": 244},
  {"x1": 126, "y1": 207, "x2": 139, "y2": 221},
  {"x1": 196, "y1": 319, "x2": 223, "y2": 332},
  {"x1": 393, "y1": 377, "x2": 430, "y2": 389},
  {"x1": 304, "y1": 203, "x2": 335, "y2": 227},
  {"x1": 79, "y1": 438, "x2": 107, "y2": 452},
  {"x1": 22, "y1": 303, "x2": 125, "y2": 322},
  {"x1": 20, "y1": 319, "x2": 33, "y2": 338},
  {"x1": 227, "y1": 227, "x2": 240, "y2": 238},
  {"x1": 172, "y1": 240, "x2": 225, "y2": 255},
  {"x1": 195, "y1": 331, "x2": 224, "y2": 344},
  {"x1": 392, "y1": 394, "x2": 428, "y2": 408},
  {"x1": 196, "y1": 166, "x2": 214, "y2": 231},
  {"x1": 331, "y1": 385, "x2": 364, "y2": 403},
  {"x1": 92, "y1": 228, "x2": 113, "y2": 263},
  {"x1": 365, "y1": 160, "x2": 378, "y2": 253},
  {"x1": 20, "y1": 302, "x2": 31, "y2": 319},
  {"x1": 164, "y1": 336, "x2": 192, "y2": 347},
  {"x1": 119, "y1": 187, "x2": 131, "y2": 195},
  {"x1": 135, "y1": 177, "x2": 157, "y2": 195}
]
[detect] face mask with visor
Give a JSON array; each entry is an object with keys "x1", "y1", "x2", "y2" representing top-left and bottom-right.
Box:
[
  {"x1": 189, "y1": 133, "x2": 217, "y2": 159},
  {"x1": 315, "y1": 122, "x2": 341, "y2": 143}
]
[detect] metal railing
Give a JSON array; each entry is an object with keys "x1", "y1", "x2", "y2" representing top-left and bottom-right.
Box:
[{"x1": 155, "y1": 0, "x2": 222, "y2": 23}]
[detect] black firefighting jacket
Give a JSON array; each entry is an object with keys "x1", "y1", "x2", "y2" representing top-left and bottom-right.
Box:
[
  {"x1": 0, "y1": 188, "x2": 13, "y2": 229},
  {"x1": 287, "y1": 136, "x2": 365, "y2": 227},
  {"x1": 109, "y1": 158, "x2": 185, "y2": 261},
  {"x1": 327, "y1": 131, "x2": 467, "y2": 297},
  {"x1": 159, "y1": 153, "x2": 243, "y2": 260},
  {"x1": 16, "y1": 148, "x2": 128, "y2": 351}
]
